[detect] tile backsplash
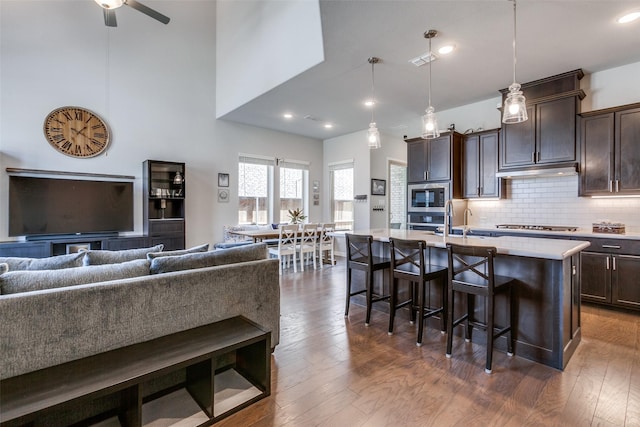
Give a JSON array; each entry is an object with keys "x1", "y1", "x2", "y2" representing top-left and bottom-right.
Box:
[{"x1": 467, "y1": 175, "x2": 640, "y2": 231}]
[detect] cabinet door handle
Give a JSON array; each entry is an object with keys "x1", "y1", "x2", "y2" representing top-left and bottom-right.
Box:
[
  {"x1": 479, "y1": 186, "x2": 483, "y2": 195},
  {"x1": 606, "y1": 257, "x2": 610, "y2": 270},
  {"x1": 602, "y1": 245, "x2": 621, "y2": 249},
  {"x1": 609, "y1": 180, "x2": 613, "y2": 192},
  {"x1": 536, "y1": 152, "x2": 540, "y2": 162},
  {"x1": 424, "y1": 171, "x2": 427, "y2": 181},
  {"x1": 572, "y1": 265, "x2": 576, "y2": 276},
  {"x1": 532, "y1": 152, "x2": 535, "y2": 163},
  {"x1": 615, "y1": 180, "x2": 620, "y2": 192},
  {"x1": 612, "y1": 256, "x2": 616, "y2": 271},
  {"x1": 477, "y1": 186, "x2": 480, "y2": 196}
]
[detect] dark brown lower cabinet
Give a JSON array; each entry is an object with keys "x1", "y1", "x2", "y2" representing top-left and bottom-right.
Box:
[{"x1": 581, "y1": 251, "x2": 640, "y2": 310}]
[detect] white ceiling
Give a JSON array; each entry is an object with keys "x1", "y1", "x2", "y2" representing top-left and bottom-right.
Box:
[{"x1": 218, "y1": 0, "x2": 640, "y2": 141}]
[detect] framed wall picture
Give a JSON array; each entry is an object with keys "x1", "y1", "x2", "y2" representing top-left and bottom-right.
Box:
[
  {"x1": 371, "y1": 179, "x2": 386, "y2": 196},
  {"x1": 218, "y1": 188, "x2": 230, "y2": 203},
  {"x1": 218, "y1": 173, "x2": 229, "y2": 187}
]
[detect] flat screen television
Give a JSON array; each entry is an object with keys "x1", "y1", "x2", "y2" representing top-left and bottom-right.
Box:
[{"x1": 9, "y1": 175, "x2": 134, "y2": 238}]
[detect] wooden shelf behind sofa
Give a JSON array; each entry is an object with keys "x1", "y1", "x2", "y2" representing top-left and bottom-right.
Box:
[{"x1": 0, "y1": 316, "x2": 271, "y2": 427}]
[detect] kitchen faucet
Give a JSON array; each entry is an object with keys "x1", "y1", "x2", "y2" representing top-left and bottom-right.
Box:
[
  {"x1": 444, "y1": 199, "x2": 454, "y2": 237},
  {"x1": 463, "y1": 208, "x2": 473, "y2": 238}
]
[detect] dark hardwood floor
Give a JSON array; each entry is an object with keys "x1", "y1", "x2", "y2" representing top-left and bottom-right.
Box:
[{"x1": 216, "y1": 259, "x2": 640, "y2": 427}]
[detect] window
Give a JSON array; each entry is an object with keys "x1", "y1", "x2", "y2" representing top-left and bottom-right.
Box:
[
  {"x1": 329, "y1": 161, "x2": 354, "y2": 230},
  {"x1": 238, "y1": 156, "x2": 273, "y2": 225},
  {"x1": 279, "y1": 161, "x2": 308, "y2": 221},
  {"x1": 389, "y1": 161, "x2": 407, "y2": 229},
  {"x1": 238, "y1": 156, "x2": 309, "y2": 225}
]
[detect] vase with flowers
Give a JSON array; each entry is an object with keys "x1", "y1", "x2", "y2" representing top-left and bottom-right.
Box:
[{"x1": 287, "y1": 208, "x2": 307, "y2": 224}]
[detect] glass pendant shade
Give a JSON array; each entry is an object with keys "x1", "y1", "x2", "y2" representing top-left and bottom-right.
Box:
[
  {"x1": 503, "y1": 83, "x2": 528, "y2": 123},
  {"x1": 94, "y1": 0, "x2": 125, "y2": 9},
  {"x1": 367, "y1": 122, "x2": 381, "y2": 149},
  {"x1": 422, "y1": 106, "x2": 440, "y2": 139}
]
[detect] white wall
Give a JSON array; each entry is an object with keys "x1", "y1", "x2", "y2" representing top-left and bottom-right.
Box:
[
  {"x1": 215, "y1": 0, "x2": 324, "y2": 118},
  {"x1": 0, "y1": 0, "x2": 323, "y2": 246},
  {"x1": 369, "y1": 132, "x2": 406, "y2": 229}
]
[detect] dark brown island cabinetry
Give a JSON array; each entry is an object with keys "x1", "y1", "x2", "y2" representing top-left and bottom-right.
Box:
[
  {"x1": 143, "y1": 160, "x2": 186, "y2": 250},
  {"x1": 462, "y1": 129, "x2": 503, "y2": 199},
  {"x1": 499, "y1": 70, "x2": 585, "y2": 170},
  {"x1": 581, "y1": 238, "x2": 640, "y2": 311},
  {"x1": 579, "y1": 103, "x2": 640, "y2": 196},
  {"x1": 405, "y1": 131, "x2": 462, "y2": 194}
]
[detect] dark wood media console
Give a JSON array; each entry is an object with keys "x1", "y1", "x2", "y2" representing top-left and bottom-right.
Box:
[{"x1": 1, "y1": 317, "x2": 271, "y2": 427}]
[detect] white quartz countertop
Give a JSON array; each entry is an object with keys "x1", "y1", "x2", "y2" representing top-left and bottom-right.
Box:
[{"x1": 345, "y1": 229, "x2": 591, "y2": 260}]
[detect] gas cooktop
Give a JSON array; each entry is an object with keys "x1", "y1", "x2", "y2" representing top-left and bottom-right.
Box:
[{"x1": 496, "y1": 224, "x2": 578, "y2": 232}]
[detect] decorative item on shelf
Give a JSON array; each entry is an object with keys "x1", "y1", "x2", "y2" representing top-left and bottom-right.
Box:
[
  {"x1": 502, "y1": 0, "x2": 528, "y2": 124},
  {"x1": 354, "y1": 194, "x2": 368, "y2": 202},
  {"x1": 287, "y1": 208, "x2": 307, "y2": 224},
  {"x1": 371, "y1": 178, "x2": 386, "y2": 196},
  {"x1": 422, "y1": 29, "x2": 440, "y2": 139},
  {"x1": 592, "y1": 221, "x2": 626, "y2": 234},
  {"x1": 366, "y1": 56, "x2": 381, "y2": 149},
  {"x1": 173, "y1": 171, "x2": 184, "y2": 185},
  {"x1": 159, "y1": 198, "x2": 166, "y2": 219}
]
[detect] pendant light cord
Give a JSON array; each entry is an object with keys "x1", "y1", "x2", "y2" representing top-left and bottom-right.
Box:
[
  {"x1": 512, "y1": 0, "x2": 517, "y2": 85},
  {"x1": 371, "y1": 59, "x2": 375, "y2": 123},
  {"x1": 428, "y1": 35, "x2": 433, "y2": 108}
]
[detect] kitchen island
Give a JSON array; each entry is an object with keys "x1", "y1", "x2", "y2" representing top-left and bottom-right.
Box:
[{"x1": 347, "y1": 229, "x2": 590, "y2": 370}]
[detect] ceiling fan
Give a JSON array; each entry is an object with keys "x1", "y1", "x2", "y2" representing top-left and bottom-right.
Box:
[{"x1": 94, "y1": 0, "x2": 170, "y2": 27}]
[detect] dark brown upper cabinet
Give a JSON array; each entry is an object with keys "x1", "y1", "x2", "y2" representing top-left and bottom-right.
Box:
[
  {"x1": 499, "y1": 70, "x2": 585, "y2": 171},
  {"x1": 462, "y1": 129, "x2": 503, "y2": 199},
  {"x1": 406, "y1": 131, "x2": 462, "y2": 197},
  {"x1": 580, "y1": 103, "x2": 640, "y2": 196}
]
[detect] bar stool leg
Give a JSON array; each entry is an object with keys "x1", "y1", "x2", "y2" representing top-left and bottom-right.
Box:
[
  {"x1": 507, "y1": 287, "x2": 514, "y2": 356},
  {"x1": 365, "y1": 269, "x2": 373, "y2": 326},
  {"x1": 417, "y1": 278, "x2": 427, "y2": 346},
  {"x1": 485, "y1": 293, "x2": 495, "y2": 374},
  {"x1": 388, "y1": 276, "x2": 397, "y2": 335},
  {"x1": 446, "y1": 287, "x2": 455, "y2": 358},
  {"x1": 345, "y1": 268, "x2": 352, "y2": 317}
]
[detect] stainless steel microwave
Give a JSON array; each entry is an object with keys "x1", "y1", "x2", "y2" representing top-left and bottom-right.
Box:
[{"x1": 408, "y1": 183, "x2": 448, "y2": 212}]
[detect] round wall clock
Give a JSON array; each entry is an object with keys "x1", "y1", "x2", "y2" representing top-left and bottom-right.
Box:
[{"x1": 43, "y1": 106, "x2": 110, "y2": 158}]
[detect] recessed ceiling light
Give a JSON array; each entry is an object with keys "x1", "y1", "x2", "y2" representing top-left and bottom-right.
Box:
[
  {"x1": 438, "y1": 45, "x2": 455, "y2": 55},
  {"x1": 283, "y1": 113, "x2": 293, "y2": 119},
  {"x1": 617, "y1": 11, "x2": 640, "y2": 23},
  {"x1": 324, "y1": 123, "x2": 333, "y2": 129},
  {"x1": 364, "y1": 99, "x2": 375, "y2": 107}
]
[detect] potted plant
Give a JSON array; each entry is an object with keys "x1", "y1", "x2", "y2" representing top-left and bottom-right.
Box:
[{"x1": 287, "y1": 208, "x2": 307, "y2": 224}]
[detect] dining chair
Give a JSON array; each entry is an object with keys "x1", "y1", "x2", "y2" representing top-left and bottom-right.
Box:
[
  {"x1": 317, "y1": 223, "x2": 335, "y2": 268},
  {"x1": 445, "y1": 243, "x2": 517, "y2": 373},
  {"x1": 268, "y1": 224, "x2": 298, "y2": 274},
  {"x1": 298, "y1": 223, "x2": 318, "y2": 271}
]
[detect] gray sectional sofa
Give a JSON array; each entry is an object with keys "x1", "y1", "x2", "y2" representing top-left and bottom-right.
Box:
[{"x1": 0, "y1": 242, "x2": 280, "y2": 381}]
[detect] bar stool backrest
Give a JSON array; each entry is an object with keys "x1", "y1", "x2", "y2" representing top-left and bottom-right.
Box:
[
  {"x1": 446, "y1": 244, "x2": 497, "y2": 293},
  {"x1": 346, "y1": 233, "x2": 373, "y2": 267},
  {"x1": 389, "y1": 238, "x2": 427, "y2": 276}
]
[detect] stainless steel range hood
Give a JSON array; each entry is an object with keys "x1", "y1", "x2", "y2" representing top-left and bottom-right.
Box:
[{"x1": 495, "y1": 165, "x2": 577, "y2": 179}]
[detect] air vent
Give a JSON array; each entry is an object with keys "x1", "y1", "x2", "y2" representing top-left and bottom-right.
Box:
[{"x1": 409, "y1": 51, "x2": 438, "y2": 67}]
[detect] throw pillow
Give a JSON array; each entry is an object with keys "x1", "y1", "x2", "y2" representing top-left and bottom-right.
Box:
[
  {"x1": 0, "y1": 263, "x2": 8, "y2": 275},
  {"x1": 0, "y1": 252, "x2": 85, "y2": 271},
  {"x1": 0, "y1": 259, "x2": 151, "y2": 295},
  {"x1": 146, "y1": 243, "x2": 209, "y2": 260},
  {"x1": 83, "y1": 244, "x2": 164, "y2": 265},
  {"x1": 150, "y1": 242, "x2": 267, "y2": 274}
]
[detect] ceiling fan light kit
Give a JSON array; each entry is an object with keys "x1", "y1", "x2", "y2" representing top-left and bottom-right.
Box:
[{"x1": 95, "y1": 0, "x2": 170, "y2": 27}]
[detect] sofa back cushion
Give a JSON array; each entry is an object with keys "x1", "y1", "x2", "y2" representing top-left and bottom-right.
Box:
[
  {"x1": 0, "y1": 252, "x2": 85, "y2": 271},
  {"x1": 83, "y1": 244, "x2": 164, "y2": 265},
  {"x1": 150, "y1": 243, "x2": 267, "y2": 274},
  {"x1": 0, "y1": 263, "x2": 8, "y2": 275},
  {"x1": 146, "y1": 243, "x2": 209, "y2": 260},
  {"x1": 0, "y1": 259, "x2": 151, "y2": 295}
]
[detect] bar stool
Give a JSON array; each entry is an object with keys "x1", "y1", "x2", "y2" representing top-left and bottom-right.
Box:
[
  {"x1": 389, "y1": 238, "x2": 448, "y2": 346},
  {"x1": 345, "y1": 234, "x2": 391, "y2": 326},
  {"x1": 445, "y1": 243, "x2": 516, "y2": 374}
]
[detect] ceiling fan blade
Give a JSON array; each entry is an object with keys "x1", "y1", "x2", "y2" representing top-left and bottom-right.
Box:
[
  {"x1": 103, "y1": 8, "x2": 117, "y2": 27},
  {"x1": 126, "y1": 0, "x2": 170, "y2": 24}
]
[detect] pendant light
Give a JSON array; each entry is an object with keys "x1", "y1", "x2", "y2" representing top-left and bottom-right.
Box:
[
  {"x1": 367, "y1": 57, "x2": 381, "y2": 149},
  {"x1": 422, "y1": 30, "x2": 440, "y2": 139},
  {"x1": 502, "y1": 0, "x2": 528, "y2": 124}
]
